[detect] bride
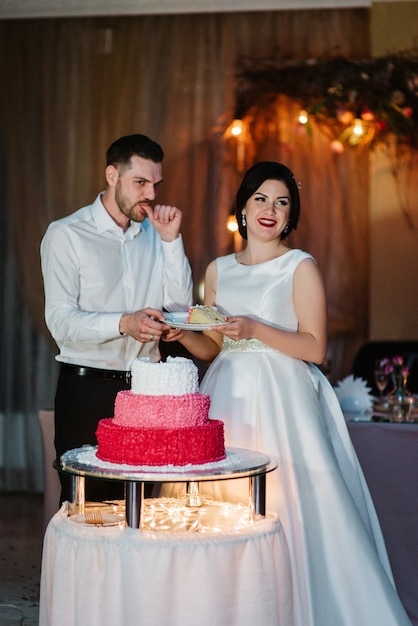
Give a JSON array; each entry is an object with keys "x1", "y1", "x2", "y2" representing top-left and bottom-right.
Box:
[{"x1": 173, "y1": 161, "x2": 412, "y2": 626}]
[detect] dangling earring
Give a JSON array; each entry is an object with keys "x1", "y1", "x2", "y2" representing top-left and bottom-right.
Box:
[
  {"x1": 241, "y1": 214, "x2": 247, "y2": 227},
  {"x1": 283, "y1": 224, "x2": 289, "y2": 235}
]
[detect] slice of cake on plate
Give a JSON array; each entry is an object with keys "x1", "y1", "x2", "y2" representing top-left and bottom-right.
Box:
[{"x1": 187, "y1": 305, "x2": 226, "y2": 324}]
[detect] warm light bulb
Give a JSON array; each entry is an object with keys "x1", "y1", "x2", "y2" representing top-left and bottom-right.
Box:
[
  {"x1": 227, "y1": 215, "x2": 238, "y2": 233},
  {"x1": 198, "y1": 279, "x2": 205, "y2": 303},
  {"x1": 230, "y1": 120, "x2": 243, "y2": 136},
  {"x1": 353, "y1": 119, "x2": 364, "y2": 136},
  {"x1": 298, "y1": 110, "x2": 309, "y2": 124}
]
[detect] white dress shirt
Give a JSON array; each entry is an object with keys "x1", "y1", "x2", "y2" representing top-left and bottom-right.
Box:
[{"x1": 41, "y1": 193, "x2": 193, "y2": 370}]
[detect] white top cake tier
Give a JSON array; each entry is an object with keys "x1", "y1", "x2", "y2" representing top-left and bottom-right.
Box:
[{"x1": 130, "y1": 356, "x2": 199, "y2": 396}]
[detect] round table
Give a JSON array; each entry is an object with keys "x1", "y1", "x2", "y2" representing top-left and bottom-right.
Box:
[
  {"x1": 39, "y1": 506, "x2": 292, "y2": 626},
  {"x1": 59, "y1": 446, "x2": 278, "y2": 528}
]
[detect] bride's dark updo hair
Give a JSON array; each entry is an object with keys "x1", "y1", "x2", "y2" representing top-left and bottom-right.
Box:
[{"x1": 235, "y1": 161, "x2": 300, "y2": 240}]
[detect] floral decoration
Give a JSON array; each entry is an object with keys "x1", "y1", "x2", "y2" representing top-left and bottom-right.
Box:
[
  {"x1": 378, "y1": 355, "x2": 409, "y2": 380},
  {"x1": 234, "y1": 51, "x2": 418, "y2": 152}
]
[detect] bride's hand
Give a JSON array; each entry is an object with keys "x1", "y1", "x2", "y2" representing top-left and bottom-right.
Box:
[{"x1": 211, "y1": 316, "x2": 254, "y2": 341}]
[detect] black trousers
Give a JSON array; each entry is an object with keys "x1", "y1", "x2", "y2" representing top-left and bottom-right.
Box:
[{"x1": 54, "y1": 369, "x2": 130, "y2": 504}]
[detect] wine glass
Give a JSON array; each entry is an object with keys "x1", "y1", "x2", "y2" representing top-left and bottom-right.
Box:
[{"x1": 374, "y1": 360, "x2": 389, "y2": 398}]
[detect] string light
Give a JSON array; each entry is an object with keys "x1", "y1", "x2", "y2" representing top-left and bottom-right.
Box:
[
  {"x1": 298, "y1": 110, "x2": 309, "y2": 125},
  {"x1": 198, "y1": 279, "x2": 205, "y2": 303},
  {"x1": 226, "y1": 212, "x2": 243, "y2": 254},
  {"x1": 223, "y1": 119, "x2": 246, "y2": 172},
  {"x1": 230, "y1": 119, "x2": 244, "y2": 136},
  {"x1": 353, "y1": 118, "x2": 364, "y2": 136},
  {"x1": 330, "y1": 116, "x2": 376, "y2": 152},
  {"x1": 227, "y1": 215, "x2": 238, "y2": 233}
]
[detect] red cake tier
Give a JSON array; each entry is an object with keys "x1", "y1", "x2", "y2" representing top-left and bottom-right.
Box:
[{"x1": 96, "y1": 418, "x2": 226, "y2": 466}]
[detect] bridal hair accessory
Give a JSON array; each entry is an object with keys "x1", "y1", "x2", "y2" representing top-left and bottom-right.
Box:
[
  {"x1": 285, "y1": 166, "x2": 301, "y2": 190},
  {"x1": 241, "y1": 214, "x2": 247, "y2": 227}
]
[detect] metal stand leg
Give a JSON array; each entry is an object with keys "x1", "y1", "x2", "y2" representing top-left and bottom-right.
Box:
[
  {"x1": 126, "y1": 481, "x2": 144, "y2": 528},
  {"x1": 250, "y1": 473, "x2": 266, "y2": 516},
  {"x1": 186, "y1": 481, "x2": 202, "y2": 507},
  {"x1": 70, "y1": 475, "x2": 85, "y2": 515}
]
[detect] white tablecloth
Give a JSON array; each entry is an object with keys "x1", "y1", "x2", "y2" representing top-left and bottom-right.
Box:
[{"x1": 39, "y1": 507, "x2": 292, "y2": 626}]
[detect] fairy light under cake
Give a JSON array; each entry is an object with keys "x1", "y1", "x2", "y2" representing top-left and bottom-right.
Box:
[{"x1": 96, "y1": 357, "x2": 225, "y2": 466}]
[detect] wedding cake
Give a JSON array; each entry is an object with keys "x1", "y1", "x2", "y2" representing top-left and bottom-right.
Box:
[{"x1": 96, "y1": 357, "x2": 225, "y2": 466}]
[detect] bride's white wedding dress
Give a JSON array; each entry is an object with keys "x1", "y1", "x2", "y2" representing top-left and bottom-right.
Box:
[{"x1": 199, "y1": 249, "x2": 411, "y2": 626}]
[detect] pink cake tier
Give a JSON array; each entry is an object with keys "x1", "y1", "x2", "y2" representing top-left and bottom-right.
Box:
[
  {"x1": 114, "y1": 391, "x2": 210, "y2": 428},
  {"x1": 96, "y1": 417, "x2": 226, "y2": 466}
]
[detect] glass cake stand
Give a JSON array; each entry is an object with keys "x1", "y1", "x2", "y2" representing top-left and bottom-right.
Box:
[{"x1": 59, "y1": 445, "x2": 278, "y2": 528}]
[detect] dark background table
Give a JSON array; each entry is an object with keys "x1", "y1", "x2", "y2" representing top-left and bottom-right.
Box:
[{"x1": 348, "y1": 421, "x2": 418, "y2": 626}]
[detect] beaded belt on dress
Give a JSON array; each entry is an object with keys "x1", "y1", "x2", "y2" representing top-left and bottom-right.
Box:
[{"x1": 221, "y1": 338, "x2": 277, "y2": 352}]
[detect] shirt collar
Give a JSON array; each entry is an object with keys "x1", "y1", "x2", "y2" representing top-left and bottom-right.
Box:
[{"x1": 92, "y1": 193, "x2": 142, "y2": 238}]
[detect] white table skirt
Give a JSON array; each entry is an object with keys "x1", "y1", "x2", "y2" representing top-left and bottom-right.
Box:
[{"x1": 39, "y1": 507, "x2": 292, "y2": 626}]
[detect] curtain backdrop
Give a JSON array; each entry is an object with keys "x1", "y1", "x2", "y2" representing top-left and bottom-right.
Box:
[{"x1": 0, "y1": 8, "x2": 369, "y2": 491}]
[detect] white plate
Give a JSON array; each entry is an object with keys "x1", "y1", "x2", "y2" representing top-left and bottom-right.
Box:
[{"x1": 164, "y1": 311, "x2": 229, "y2": 331}]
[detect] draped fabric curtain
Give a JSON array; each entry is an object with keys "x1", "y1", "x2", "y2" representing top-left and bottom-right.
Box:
[{"x1": 0, "y1": 8, "x2": 369, "y2": 491}]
